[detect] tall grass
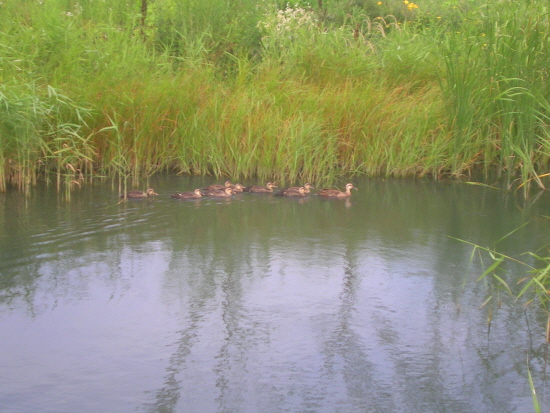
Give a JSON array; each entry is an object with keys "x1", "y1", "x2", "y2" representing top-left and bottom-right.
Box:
[
  {"x1": 0, "y1": 82, "x2": 93, "y2": 192},
  {"x1": 438, "y1": 0, "x2": 550, "y2": 188},
  {"x1": 0, "y1": 0, "x2": 549, "y2": 191}
]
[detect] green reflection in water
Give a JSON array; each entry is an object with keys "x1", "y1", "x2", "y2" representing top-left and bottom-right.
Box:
[{"x1": 0, "y1": 177, "x2": 549, "y2": 413}]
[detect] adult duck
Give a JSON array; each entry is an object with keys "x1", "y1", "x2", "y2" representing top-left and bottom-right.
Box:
[
  {"x1": 244, "y1": 182, "x2": 277, "y2": 193},
  {"x1": 171, "y1": 189, "x2": 203, "y2": 199},
  {"x1": 121, "y1": 188, "x2": 158, "y2": 199},
  {"x1": 206, "y1": 187, "x2": 235, "y2": 198},
  {"x1": 317, "y1": 183, "x2": 357, "y2": 198}
]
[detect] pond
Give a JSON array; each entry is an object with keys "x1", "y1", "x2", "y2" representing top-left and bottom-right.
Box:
[{"x1": 1, "y1": 176, "x2": 550, "y2": 413}]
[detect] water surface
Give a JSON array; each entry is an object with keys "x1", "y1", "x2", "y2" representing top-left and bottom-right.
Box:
[{"x1": 1, "y1": 177, "x2": 550, "y2": 413}]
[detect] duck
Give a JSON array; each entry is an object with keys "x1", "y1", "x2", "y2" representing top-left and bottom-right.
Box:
[
  {"x1": 121, "y1": 188, "x2": 158, "y2": 199},
  {"x1": 205, "y1": 187, "x2": 235, "y2": 198},
  {"x1": 202, "y1": 181, "x2": 233, "y2": 192},
  {"x1": 171, "y1": 189, "x2": 203, "y2": 199},
  {"x1": 282, "y1": 186, "x2": 308, "y2": 197},
  {"x1": 231, "y1": 183, "x2": 245, "y2": 193},
  {"x1": 281, "y1": 183, "x2": 314, "y2": 195},
  {"x1": 244, "y1": 182, "x2": 278, "y2": 193},
  {"x1": 317, "y1": 183, "x2": 357, "y2": 198}
]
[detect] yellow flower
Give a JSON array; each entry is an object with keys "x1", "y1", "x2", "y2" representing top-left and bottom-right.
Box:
[
  {"x1": 437, "y1": 16, "x2": 441, "y2": 19},
  {"x1": 377, "y1": 1, "x2": 382, "y2": 4},
  {"x1": 404, "y1": 0, "x2": 409, "y2": 4}
]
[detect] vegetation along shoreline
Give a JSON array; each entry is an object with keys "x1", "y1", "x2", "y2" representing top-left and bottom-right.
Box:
[{"x1": 1, "y1": 0, "x2": 549, "y2": 194}]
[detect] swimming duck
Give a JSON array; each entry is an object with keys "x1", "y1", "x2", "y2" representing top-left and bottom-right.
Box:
[
  {"x1": 317, "y1": 183, "x2": 357, "y2": 198},
  {"x1": 281, "y1": 183, "x2": 314, "y2": 195},
  {"x1": 205, "y1": 187, "x2": 235, "y2": 198},
  {"x1": 202, "y1": 181, "x2": 233, "y2": 191},
  {"x1": 282, "y1": 187, "x2": 308, "y2": 197},
  {"x1": 171, "y1": 189, "x2": 203, "y2": 199},
  {"x1": 231, "y1": 183, "x2": 245, "y2": 193},
  {"x1": 121, "y1": 188, "x2": 158, "y2": 199},
  {"x1": 244, "y1": 182, "x2": 278, "y2": 193}
]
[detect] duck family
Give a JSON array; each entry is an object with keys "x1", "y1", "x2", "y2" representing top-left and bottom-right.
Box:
[{"x1": 122, "y1": 182, "x2": 357, "y2": 200}]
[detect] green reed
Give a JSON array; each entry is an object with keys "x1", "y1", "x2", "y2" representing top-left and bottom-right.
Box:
[
  {"x1": 452, "y1": 220, "x2": 550, "y2": 408},
  {"x1": 453, "y1": 217, "x2": 550, "y2": 308},
  {"x1": 0, "y1": 81, "x2": 92, "y2": 191},
  {"x1": 1, "y1": 0, "x2": 549, "y2": 190},
  {"x1": 438, "y1": 0, "x2": 550, "y2": 188}
]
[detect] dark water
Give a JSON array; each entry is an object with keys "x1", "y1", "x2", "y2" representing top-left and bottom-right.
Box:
[{"x1": 1, "y1": 176, "x2": 550, "y2": 413}]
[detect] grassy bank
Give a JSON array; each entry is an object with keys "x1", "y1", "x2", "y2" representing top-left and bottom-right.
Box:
[{"x1": 0, "y1": 0, "x2": 549, "y2": 191}]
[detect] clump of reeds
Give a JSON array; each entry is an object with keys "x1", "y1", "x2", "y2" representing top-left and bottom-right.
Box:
[
  {"x1": 0, "y1": 82, "x2": 93, "y2": 192},
  {"x1": 1, "y1": 0, "x2": 550, "y2": 191},
  {"x1": 438, "y1": 0, "x2": 550, "y2": 191}
]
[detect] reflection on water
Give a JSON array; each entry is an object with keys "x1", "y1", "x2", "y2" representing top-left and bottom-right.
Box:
[{"x1": 1, "y1": 177, "x2": 550, "y2": 413}]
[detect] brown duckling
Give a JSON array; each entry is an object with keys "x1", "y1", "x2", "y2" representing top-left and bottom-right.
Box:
[
  {"x1": 202, "y1": 181, "x2": 233, "y2": 191},
  {"x1": 282, "y1": 183, "x2": 314, "y2": 195},
  {"x1": 206, "y1": 187, "x2": 235, "y2": 198},
  {"x1": 121, "y1": 188, "x2": 158, "y2": 199},
  {"x1": 317, "y1": 183, "x2": 357, "y2": 198},
  {"x1": 244, "y1": 182, "x2": 278, "y2": 193},
  {"x1": 231, "y1": 183, "x2": 245, "y2": 193},
  {"x1": 171, "y1": 189, "x2": 203, "y2": 200},
  {"x1": 282, "y1": 186, "x2": 308, "y2": 197}
]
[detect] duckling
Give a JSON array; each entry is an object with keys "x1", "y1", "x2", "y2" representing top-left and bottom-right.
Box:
[
  {"x1": 231, "y1": 183, "x2": 245, "y2": 193},
  {"x1": 202, "y1": 181, "x2": 233, "y2": 191},
  {"x1": 317, "y1": 183, "x2": 357, "y2": 198},
  {"x1": 282, "y1": 186, "x2": 308, "y2": 197},
  {"x1": 171, "y1": 189, "x2": 203, "y2": 200},
  {"x1": 121, "y1": 188, "x2": 158, "y2": 199},
  {"x1": 244, "y1": 182, "x2": 278, "y2": 193},
  {"x1": 281, "y1": 183, "x2": 314, "y2": 195},
  {"x1": 205, "y1": 187, "x2": 235, "y2": 198}
]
